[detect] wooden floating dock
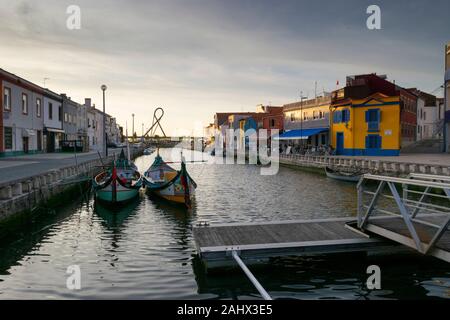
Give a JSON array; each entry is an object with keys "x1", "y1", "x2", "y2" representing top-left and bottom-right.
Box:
[{"x1": 193, "y1": 217, "x2": 397, "y2": 269}]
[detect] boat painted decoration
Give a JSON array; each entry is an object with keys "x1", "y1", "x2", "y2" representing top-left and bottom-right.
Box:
[
  {"x1": 93, "y1": 150, "x2": 143, "y2": 204},
  {"x1": 143, "y1": 152, "x2": 197, "y2": 208}
]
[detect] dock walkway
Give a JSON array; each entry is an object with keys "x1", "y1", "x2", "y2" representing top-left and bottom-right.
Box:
[{"x1": 194, "y1": 217, "x2": 393, "y2": 268}]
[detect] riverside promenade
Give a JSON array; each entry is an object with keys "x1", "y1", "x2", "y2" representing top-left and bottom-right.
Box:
[
  {"x1": 0, "y1": 148, "x2": 142, "y2": 225},
  {"x1": 279, "y1": 153, "x2": 450, "y2": 176}
]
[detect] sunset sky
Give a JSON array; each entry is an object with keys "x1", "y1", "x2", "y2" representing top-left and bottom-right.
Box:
[{"x1": 1, "y1": 0, "x2": 449, "y2": 135}]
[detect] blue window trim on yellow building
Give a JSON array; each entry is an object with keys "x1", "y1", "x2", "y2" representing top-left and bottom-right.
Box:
[
  {"x1": 365, "y1": 109, "x2": 381, "y2": 132},
  {"x1": 333, "y1": 108, "x2": 350, "y2": 124},
  {"x1": 365, "y1": 134, "x2": 382, "y2": 149},
  {"x1": 336, "y1": 148, "x2": 398, "y2": 156}
]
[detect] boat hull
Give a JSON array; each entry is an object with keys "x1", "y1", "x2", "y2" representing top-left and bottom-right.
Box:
[
  {"x1": 325, "y1": 167, "x2": 361, "y2": 182},
  {"x1": 144, "y1": 178, "x2": 195, "y2": 207},
  {"x1": 95, "y1": 184, "x2": 140, "y2": 203}
]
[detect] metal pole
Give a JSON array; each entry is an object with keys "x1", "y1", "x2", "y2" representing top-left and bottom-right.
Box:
[
  {"x1": 101, "y1": 85, "x2": 107, "y2": 157},
  {"x1": 231, "y1": 250, "x2": 272, "y2": 300},
  {"x1": 132, "y1": 113, "x2": 135, "y2": 143}
]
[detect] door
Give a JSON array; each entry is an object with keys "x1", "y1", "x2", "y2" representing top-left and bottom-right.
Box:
[
  {"x1": 47, "y1": 132, "x2": 55, "y2": 152},
  {"x1": 336, "y1": 132, "x2": 344, "y2": 155},
  {"x1": 22, "y1": 137, "x2": 29, "y2": 153}
]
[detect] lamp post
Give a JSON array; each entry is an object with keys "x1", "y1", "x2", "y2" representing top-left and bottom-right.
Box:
[
  {"x1": 132, "y1": 113, "x2": 135, "y2": 143},
  {"x1": 299, "y1": 91, "x2": 307, "y2": 150},
  {"x1": 101, "y1": 84, "x2": 107, "y2": 157}
]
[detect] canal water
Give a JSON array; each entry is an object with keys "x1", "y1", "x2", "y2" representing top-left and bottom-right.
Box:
[{"x1": 0, "y1": 148, "x2": 448, "y2": 299}]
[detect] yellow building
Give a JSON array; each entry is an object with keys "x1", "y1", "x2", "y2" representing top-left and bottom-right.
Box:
[{"x1": 330, "y1": 93, "x2": 401, "y2": 156}]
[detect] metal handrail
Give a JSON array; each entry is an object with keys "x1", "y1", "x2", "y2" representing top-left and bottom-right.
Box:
[{"x1": 357, "y1": 174, "x2": 450, "y2": 255}]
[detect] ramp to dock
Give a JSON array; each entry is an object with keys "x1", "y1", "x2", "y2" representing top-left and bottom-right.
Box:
[
  {"x1": 357, "y1": 173, "x2": 450, "y2": 263},
  {"x1": 363, "y1": 215, "x2": 450, "y2": 262},
  {"x1": 194, "y1": 217, "x2": 393, "y2": 268}
]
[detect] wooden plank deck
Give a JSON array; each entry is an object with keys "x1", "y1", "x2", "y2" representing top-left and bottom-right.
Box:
[
  {"x1": 364, "y1": 215, "x2": 450, "y2": 262},
  {"x1": 193, "y1": 217, "x2": 397, "y2": 268}
]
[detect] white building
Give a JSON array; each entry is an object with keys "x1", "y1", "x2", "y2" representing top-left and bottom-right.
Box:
[
  {"x1": 1, "y1": 69, "x2": 44, "y2": 155},
  {"x1": 43, "y1": 89, "x2": 64, "y2": 152}
]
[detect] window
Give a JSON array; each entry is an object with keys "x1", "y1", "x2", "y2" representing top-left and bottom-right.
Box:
[
  {"x1": 4, "y1": 127, "x2": 13, "y2": 149},
  {"x1": 88, "y1": 118, "x2": 91, "y2": 128},
  {"x1": 342, "y1": 109, "x2": 350, "y2": 123},
  {"x1": 4, "y1": 87, "x2": 11, "y2": 111},
  {"x1": 423, "y1": 112, "x2": 426, "y2": 121},
  {"x1": 303, "y1": 112, "x2": 307, "y2": 121},
  {"x1": 49, "y1": 103, "x2": 53, "y2": 119},
  {"x1": 313, "y1": 111, "x2": 318, "y2": 119},
  {"x1": 58, "y1": 106, "x2": 62, "y2": 121},
  {"x1": 365, "y1": 109, "x2": 381, "y2": 132},
  {"x1": 22, "y1": 93, "x2": 28, "y2": 114},
  {"x1": 366, "y1": 135, "x2": 382, "y2": 149},
  {"x1": 36, "y1": 98, "x2": 41, "y2": 117},
  {"x1": 271, "y1": 119, "x2": 276, "y2": 127},
  {"x1": 333, "y1": 110, "x2": 343, "y2": 123}
]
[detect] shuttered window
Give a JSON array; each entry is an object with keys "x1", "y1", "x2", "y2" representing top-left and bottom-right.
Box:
[
  {"x1": 365, "y1": 135, "x2": 382, "y2": 149},
  {"x1": 365, "y1": 109, "x2": 381, "y2": 132}
]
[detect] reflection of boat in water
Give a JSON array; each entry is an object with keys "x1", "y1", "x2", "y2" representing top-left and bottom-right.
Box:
[
  {"x1": 92, "y1": 150, "x2": 143, "y2": 204},
  {"x1": 143, "y1": 151, "x2": 197, "y2": 208},
  {"x1": 94, "y1": 197, "x2": 140, "y2": 227},
  {"x1": 325, "y1": 166, "x2": 362, "y2": 182}
]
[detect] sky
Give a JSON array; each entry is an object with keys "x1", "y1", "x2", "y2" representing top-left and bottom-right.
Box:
[{"x1": 0, "y1": 0, "x2": 449, "y2": 135}]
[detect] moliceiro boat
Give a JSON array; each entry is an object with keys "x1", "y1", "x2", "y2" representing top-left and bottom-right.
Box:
[
  {"x1": 143, "y1": 152, "x2": 197, "y2": 208},
  {"x1": 93, "y1": 150, "x2": 143, "y2": 204},
  {"x1": 325, "y1": 166, "x2": 362, "y2": 183}
]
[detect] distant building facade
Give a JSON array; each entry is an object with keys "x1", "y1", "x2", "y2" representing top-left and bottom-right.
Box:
[
  {"x1": 0, "y1": 69, "x2": 44, "y2": 156},
  {"x1": 282, "y1": 96, "x2": 331, "y2": 147},
  {"x1": 330, "y1": 93, "x2": 401, "y2": 156},
  {"x1": 332, "y1": 74, "x2": 417, "y2": 149}
]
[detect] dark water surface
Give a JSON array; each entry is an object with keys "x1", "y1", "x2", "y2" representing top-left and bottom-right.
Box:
[{"x1": 0, "y1": 148, "x2": 448, "y2": 299}]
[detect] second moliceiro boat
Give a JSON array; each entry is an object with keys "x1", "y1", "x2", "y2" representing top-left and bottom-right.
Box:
[
  {"x1": 93, "y1": 150, "x2": 143, "y2": 204},
  {"x1": 143, "y1": 151, "x2": 197, "y2": 208}
]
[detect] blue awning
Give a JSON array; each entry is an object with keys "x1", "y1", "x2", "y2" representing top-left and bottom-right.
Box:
[{"x1": 274, "y1": 128, "x2": 328, "y2": 140}]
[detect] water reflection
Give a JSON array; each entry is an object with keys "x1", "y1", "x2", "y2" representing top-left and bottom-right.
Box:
[
  {"x1": 0, "y1": 148, "x2": 449, "y2": 299},
  {"x1": 94, "y1": 197, "x2": 141, "y2": 228}
]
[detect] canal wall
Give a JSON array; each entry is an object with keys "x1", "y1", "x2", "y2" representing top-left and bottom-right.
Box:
[
  {"x1": 278, "y1": 154, "x2": 450, "y2": 176},
  {"x1": 0, "y1": 148, "x2": 144, "y2": 227}
]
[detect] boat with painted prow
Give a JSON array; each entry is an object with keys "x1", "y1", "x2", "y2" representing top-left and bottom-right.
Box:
[
  {"x1": 93, "y1": 149, "x2": 143, "y2": 204},
  {"x1": 143, "y1": 151, "x2": 197, "y2": 208},
  {"x1": 325, "y1": 166, "x2": 362, "y2": 182}
]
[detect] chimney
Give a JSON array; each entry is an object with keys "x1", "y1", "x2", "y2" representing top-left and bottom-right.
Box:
[{"x1": 85, "y1": 98, "x2": 92, "y2": 107}]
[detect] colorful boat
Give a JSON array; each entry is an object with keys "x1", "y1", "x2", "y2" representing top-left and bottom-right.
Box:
[
  {"x1": 143, "y1": 152, "x2": 197, "y2": 208},
  {"x1": 325, "y1": 166, "x2": 362, "y2": 183},
  {"x1": 93, "y1": 150, "x2": 143, "y2": 204}
]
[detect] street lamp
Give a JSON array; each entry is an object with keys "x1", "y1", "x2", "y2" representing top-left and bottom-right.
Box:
[
  {"x1": 101, "y1": 84, "x2": 107, "y2": 157},
  {"x1": 132, "y1": 113, "x2": 135, "y2": 142},
  {"x1": 299, "y1": 91, "x2": 307, "y2": 150}
]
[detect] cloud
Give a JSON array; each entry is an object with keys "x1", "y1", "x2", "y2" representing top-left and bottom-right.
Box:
[{"x1": 0, "y1": 0, "x2": 448, "y2": 132}]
